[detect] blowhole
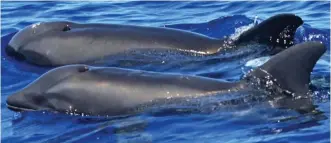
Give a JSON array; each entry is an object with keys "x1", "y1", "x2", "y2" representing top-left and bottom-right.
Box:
[
  {"x1": 78, "y1": 66, "x2": 89, "y2": 73},
  {"x1": 62, "y1": 25, "x2": 71, "y2": 32}
]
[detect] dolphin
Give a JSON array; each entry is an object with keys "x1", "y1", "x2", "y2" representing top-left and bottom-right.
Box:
[
  {"x1": 5, "y1": 14, "x2": 303, "y2": 66},
  {"x1": 6, "y1": 41, "x2": 326, "y2": 116}
]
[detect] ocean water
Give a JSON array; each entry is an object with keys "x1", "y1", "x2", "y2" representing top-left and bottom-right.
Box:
[{"x1": 1, "y1": 1, "x2": 330, "y2": 143}]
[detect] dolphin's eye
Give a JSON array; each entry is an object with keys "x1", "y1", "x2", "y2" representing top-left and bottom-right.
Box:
[
  {"x1": 62, "y1": 25, "x2": 71, "y2": 32},
  {"x1": 78, "y1": 66, "x2": 89, "y2": 73}
]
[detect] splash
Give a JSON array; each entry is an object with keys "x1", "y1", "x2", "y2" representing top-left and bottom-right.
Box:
[
  {"x1": 229, "y1": 23, "x2": 255, "y2": 40},
  {"x1": 244, "y1": 56, "x2": 270, "y2": 68},
  {"x1": 229, "y1": 16, "x2": 260, "y2": 40}
]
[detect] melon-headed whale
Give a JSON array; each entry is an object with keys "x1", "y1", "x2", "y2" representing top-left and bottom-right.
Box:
[
  {"x1": 5, "y1": 14, "x2": 303, "y2": 66},
  {"x1": 6, "y1": 42, "x2": 326, "y2": 116}
]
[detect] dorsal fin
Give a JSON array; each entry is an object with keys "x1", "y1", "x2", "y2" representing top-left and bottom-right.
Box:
[
  {"x1": 246, "y1": 41, "x2": 326, "y2": 95},
  {"x1": 235, "y1": 14, "x2": 303, "y2": 50}
]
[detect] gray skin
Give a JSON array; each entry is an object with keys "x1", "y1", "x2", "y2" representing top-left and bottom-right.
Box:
[
  {"x1": 6, "y1": 42, "x2": 326, "y2": 116},
  {"x1": 5, "y1": 14, "x2": 303, "y2": 66}
]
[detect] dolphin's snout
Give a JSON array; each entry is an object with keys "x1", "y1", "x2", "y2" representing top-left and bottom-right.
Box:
[
  {"x1": 5, "y1": 45, "x2": 26, "y2": 61},
  {"x1": 6, "y1": 45, "x2": 53, "y2": 66},
  {"x1": 6, "y1": 92, "x2": 28, "y2": 111},
  {"x1": 6, "y1": 92, "x2": 48, "y2": 112}
]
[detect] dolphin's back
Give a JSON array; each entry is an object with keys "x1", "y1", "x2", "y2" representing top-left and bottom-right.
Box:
[
  {"x1": 43, "y1": 67, "x2": 239, "y2": 116},
  {"x1": 21, "y1": 24, "x2": 222, "y2": 66}
]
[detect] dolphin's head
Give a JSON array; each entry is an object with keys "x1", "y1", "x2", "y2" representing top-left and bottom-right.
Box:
[
  {"x1": 6, "y1": 64, "x2": 126, "y2": 116},
  {"x1": 6, "y1": 64, "x2": 90, "y2": 113},
  {"x1": 5, "y1": 21, "x2": 77, "y2": 65}
]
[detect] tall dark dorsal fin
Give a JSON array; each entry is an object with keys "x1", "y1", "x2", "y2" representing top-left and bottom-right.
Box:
[
  {"x1": 247, "y1": 41, "x2": 326, "y2": 95},
  {"x1": 235, "y1": 14, "x2": 303, "y2": 49}
]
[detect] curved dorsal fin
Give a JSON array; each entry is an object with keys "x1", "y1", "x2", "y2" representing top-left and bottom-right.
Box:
[
  {"x1": 247, "y1": 41, "x2": 326, "y2": 95},
  {"x1": 235, "y1": 14, "x2": 303, "y2": 50}
]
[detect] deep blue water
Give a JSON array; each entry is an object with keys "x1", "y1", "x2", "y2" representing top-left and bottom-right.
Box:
[{"x1": 1, "y1": 1, "x2": 330, "y2": 143}]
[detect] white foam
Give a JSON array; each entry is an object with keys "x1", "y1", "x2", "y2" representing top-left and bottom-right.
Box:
[{"x1": 245, "y1": 56, "x2": 271, "y2": 67}]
